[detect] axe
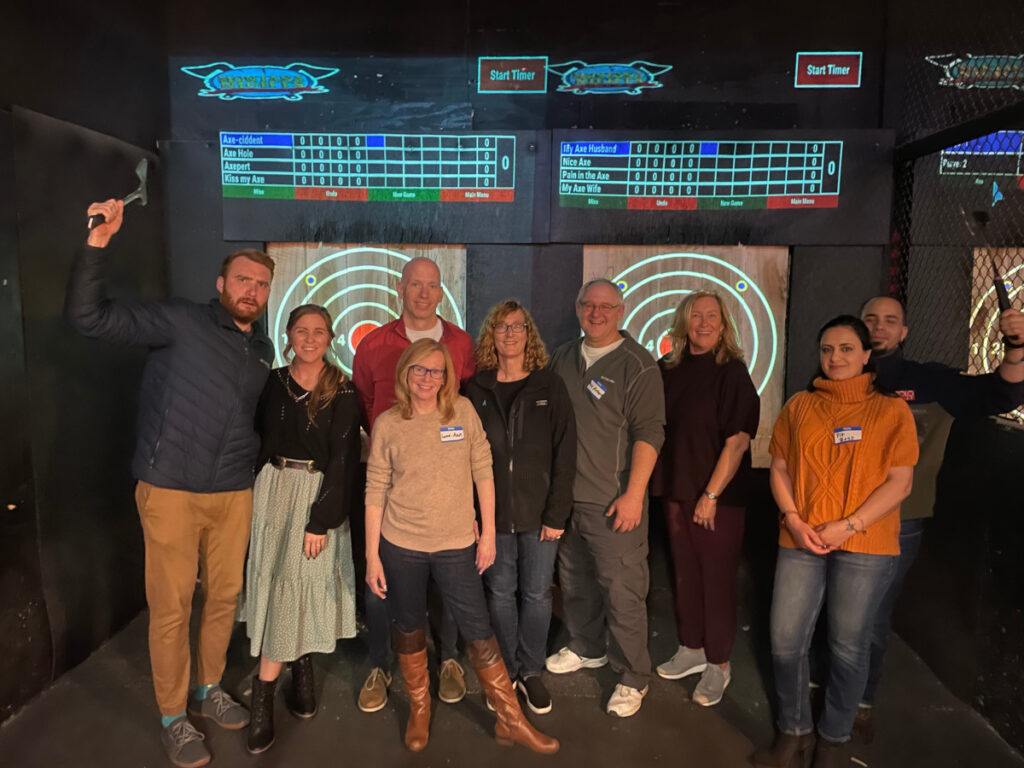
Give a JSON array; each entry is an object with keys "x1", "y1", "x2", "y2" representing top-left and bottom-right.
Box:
[{"x1": 87, "y1": 158, "x2": 148, "y2": 229}]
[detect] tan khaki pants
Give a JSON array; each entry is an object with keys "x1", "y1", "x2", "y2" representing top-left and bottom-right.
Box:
[{"x1": 135, "y1": 481, "x2": 252, "y2": 715}]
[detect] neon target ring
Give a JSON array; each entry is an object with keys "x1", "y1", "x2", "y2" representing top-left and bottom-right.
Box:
[
  {"x1": 613, "y1": 252, "x2": 780, "y2": 395},
  {"x1": 969, "y1": 262, "x2": 1024, "y2": 422},
  {"x1": 271, "y1": 247, "x2": 465, "y2": 376}
]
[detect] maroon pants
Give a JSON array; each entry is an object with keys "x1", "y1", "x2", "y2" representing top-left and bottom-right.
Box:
[{"x1": 664, "y1": 499, "x2": 745, "y2": 665}]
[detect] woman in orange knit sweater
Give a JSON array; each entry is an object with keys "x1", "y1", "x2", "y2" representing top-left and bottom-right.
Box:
[{"x1": 753, "y1": 316, "x2": 918, "y2": 768}]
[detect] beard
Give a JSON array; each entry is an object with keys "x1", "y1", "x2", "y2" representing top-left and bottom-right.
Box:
[{"x1": 220, "y1": 292, "x2": 265, "y2": 323}]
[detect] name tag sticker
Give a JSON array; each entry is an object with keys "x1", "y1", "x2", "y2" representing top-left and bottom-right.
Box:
[
  {"x1": 440, "y1": 426, "x2": 465, "y2": 443},
  {"x1": 587, "y1": 379, "x2": 607, "y2": 400},
  {"x1": 834, "y1": 426, "x2": 862, "y2": 444}
]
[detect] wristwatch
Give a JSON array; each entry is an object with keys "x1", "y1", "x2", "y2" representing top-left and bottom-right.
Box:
[{"x1": 703, "y1": 489, "x2": 719, "y2": 500}]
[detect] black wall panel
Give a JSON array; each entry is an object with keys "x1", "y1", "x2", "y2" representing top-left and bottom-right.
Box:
[
  {"x1": 785, "y1": 246, "x2": 888, "y2": 397},
  {"x1": 0, "y1": 110, "x2": 52, "y2": 721},
  {"x1": 12, "y1": 108, "x2": 164, "y2": 674},
  {"x1": 465, "y1": 244, "x2": 582, "y2": 351}
]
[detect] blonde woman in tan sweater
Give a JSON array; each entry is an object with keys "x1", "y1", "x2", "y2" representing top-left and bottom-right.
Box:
[{"x1": 364, "y1": 338, "x2": 558, "y2": 755}]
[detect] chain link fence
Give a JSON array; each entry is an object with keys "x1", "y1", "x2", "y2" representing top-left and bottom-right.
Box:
[{"x1": 887, "y1": 2, "x2": 1024, "y2": 424}]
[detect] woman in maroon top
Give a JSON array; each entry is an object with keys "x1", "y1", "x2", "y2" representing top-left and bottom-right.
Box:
[{"x1": 651, "y1": 291, "x2": 760, "y2": 707}]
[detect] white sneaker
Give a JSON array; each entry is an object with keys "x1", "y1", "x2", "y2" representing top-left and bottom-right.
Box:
[
  {"x1": 606, "y1": 683, "x2": 648, "y2": 717},
  {"x1": 691, "y1": 663, "x2": 731, "y2": 707},
  {"x1": 545, "y1": 647, "x2": 608, "y2": 674},
  {"x1": 656, "y1": 645, "x2": 708, "y2": 680}
]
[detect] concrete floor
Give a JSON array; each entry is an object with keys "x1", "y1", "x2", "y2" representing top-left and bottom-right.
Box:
[{"x1": 2, "y1": 540, "x2": 1022, "y2": 768}]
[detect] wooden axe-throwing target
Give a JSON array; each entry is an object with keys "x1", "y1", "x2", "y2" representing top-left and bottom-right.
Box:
[
  {"x1": 267, "y1": 243, "x2": 467, "y2": 376},
  {"x1": 583, "y1": 245, "x2": 789, "y2": 466},
  {"x1": 969, "y1": 247, "x2": 1024, "y2": 424}
]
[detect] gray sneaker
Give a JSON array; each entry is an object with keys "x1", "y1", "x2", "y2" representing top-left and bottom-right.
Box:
[
  {"x1": 160, "y1": 718, "x2": 210, "y2": 768},
  {"x1": 656, "y1": 645, "x2": 707, "y2": 680},
  {"x1": 692, "y1": 662, "x2": 731, "y2": 706},
  {"x1": 187, "y1": 685, "x2": 250, "y2": 729}
]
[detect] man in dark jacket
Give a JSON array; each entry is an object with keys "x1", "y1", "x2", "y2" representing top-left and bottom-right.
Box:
[
  {"x1": 852, "y1": 296, "x2": 1024, "y2": 741},
  {"x1": 66, "y1": 199, "x2": 275, "y2": 768}
]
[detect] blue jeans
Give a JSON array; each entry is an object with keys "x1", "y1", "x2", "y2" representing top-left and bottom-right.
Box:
[
  {"x1": 379, "y1": 538, "x2": 493, "y2": 644},
  {"x1": 861, "y1": 518, "x2": 925, "y2": 704},
  {"x1": 770, "y1": 547, "x2": 896, "y2": 742},
  {"x1": 483, "y1": 531, "x2": 559, "y2": 680},
  {"x1": 364, "y1": 582, "x2": 459, "y2": 669}
]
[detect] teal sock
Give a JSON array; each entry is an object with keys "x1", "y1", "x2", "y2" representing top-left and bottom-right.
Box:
[
  {"x1": 193, "y1": 682, "x2": 218, "y2": 701},
  {"x1": 161, "y1": 712, "x2": 185, "y2": 728}
]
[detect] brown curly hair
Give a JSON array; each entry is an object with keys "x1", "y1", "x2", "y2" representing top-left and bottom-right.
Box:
[{"x1": 475, "y1": 300, "x2": 549, "y2": 372}]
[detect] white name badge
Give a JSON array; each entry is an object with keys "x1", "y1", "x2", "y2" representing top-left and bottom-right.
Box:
[
  {"x1": 834, "y1": 426, "x2": 863, "y2": 445},
  {"x1": 587, "y1": 378, "x2": 607, "y2": 400},
  {"x1": 440, "y1": 426, "x2": 465, "y2": 443}
]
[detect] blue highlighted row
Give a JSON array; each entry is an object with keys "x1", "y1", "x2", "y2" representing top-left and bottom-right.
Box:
[
  {"x1": 221, "y1": 132, "x2": 293, "y2": 147},
  {"x1": 946, "y1": 131, "x2": 1023, "y2": 155},
  {"x1": 561, "y1": 141, "x2": 631, "y2": 156},
  {"x1": 560, "y1": 140, "x2": 723, "y2": 156}
]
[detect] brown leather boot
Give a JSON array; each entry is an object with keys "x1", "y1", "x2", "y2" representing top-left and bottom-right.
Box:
[
  {"x1": 395, "y1": 628, "x2": 431, "y2": 752},
  {"x1": 751, "y1": 732, "x2": 816, "y2": 768},
  {"x1": 468, "y1": 637, "x2": 559, "y2": 755}
]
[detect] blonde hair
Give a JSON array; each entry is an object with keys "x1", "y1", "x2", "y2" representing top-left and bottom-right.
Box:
[
  {"x1": 284, "y1": 304, "x2": 347, "y2": 421},
  {"x1": 393, "y1": 339, "x2": 458, "y2": 421},
  {"x1": 475, "y1": 299, "x2": 549, "y2": 372},
  {"x1": 664, "y1": 291, "x2": 745, "y2": 368}
]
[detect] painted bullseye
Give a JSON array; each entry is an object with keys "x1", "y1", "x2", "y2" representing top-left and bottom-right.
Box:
[{"x1": 348, "y1": 320, "x2": 380, "y2": 354}]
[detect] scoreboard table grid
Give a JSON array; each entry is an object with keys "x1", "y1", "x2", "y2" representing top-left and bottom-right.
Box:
[
  {"x1": 221, "y1": 132, "x2": 517, "y2": 203},
  {"x1": 559, "y1": 139, "x2": 843, "y2": 211},
  {"x1": 938, "y1": 130, "x2": 1024, "y2": 179}
]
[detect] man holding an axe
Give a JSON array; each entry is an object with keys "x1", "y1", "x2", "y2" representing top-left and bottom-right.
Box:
[
  {"x1": 66, "y1": 197, "x2": 275, "y2": 768},
  {"x1": 846, "y1": 295, "x2": 1024, "y2": 742}
]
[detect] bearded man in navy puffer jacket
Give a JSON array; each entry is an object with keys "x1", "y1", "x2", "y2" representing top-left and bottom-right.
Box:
[{"x1": 66, "y1": 198, "x2": 275, "y2": 768}]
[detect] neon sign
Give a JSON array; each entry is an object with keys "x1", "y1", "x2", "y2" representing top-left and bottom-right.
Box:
[
  {"x1": 925, "y1": 54, "x2": 1024, "y2": 91},
  {"x1": 546, "y1": 60, "x2": 672, "y2": 95},
  {"x1": 181, "y1": 62, "x2": 340, "y2": 101}
]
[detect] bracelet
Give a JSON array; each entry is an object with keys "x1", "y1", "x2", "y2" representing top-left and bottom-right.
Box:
[
  {"x1": 1002, "y1": 356, "x2": 1024, "y2": 365},
  {"x1": 1004, "y1": 336, "x2": 1024, "y2": 349},
  {"x1": 844, "y1": 516, "x2": 863, "y2": 533}
]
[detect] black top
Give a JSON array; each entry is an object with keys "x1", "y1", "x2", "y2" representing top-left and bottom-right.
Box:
[
  {"x1": 650, "y1": 351, "x2": 760, "y2": 506},
  {"x1": 494, "y1": 377, "x2": 529, "y2": 416},
  {"x1": 255, "y1": 368, "x2": 362, "y2": 534},
  {"x1": 874, "y1": 349, "x2": 1024, "y2": 417},
  {"x1": 463, "y1": 368, "x2": 577, "y2": 532}
]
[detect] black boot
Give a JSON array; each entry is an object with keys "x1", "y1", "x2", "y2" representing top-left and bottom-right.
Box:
[
  {"x1": 287, "y1": 654, "x2": 318, "y2": 718},
  {"x1": 247, "y1": 676, "x2": 276, "y2": 754}
]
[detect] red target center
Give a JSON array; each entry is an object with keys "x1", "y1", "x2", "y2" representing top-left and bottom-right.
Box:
[
  {"x1": 349, "y1": 321, "x2": 380, "y2": 354},
  {"x1": 658, "y1": 333, "x2": 673, "y2": 357}
]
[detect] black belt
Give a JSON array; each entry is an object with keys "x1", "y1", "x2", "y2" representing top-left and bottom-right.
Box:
[{"x1": 272, "y1": 456, "x2": 319, "y2": 473}]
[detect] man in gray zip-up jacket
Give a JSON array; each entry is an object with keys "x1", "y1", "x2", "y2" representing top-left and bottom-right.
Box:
[
  {"x1": 66, "y1": 199, "x2": 274, "y2": 768},
  {"x1": 546, "y1": 279, "x2": 665, "y2": 718}
]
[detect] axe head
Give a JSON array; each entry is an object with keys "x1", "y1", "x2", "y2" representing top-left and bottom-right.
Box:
[{"x1": 124, "y1": 158, "x2": 149, "y2": 208}]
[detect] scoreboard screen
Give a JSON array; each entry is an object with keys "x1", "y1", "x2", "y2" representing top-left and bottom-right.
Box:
[
  {"x1": 911, "y1": 130, "x2": 1024, "y2": 247},
  {"x1": 221, "y1": 130, "x2": 542, "y2": 243},
  {"x1": 550, "y1": 130, "x2": 892, "y2": 246},
  {"x1": 559, "y1": 139, "x2": 842, "y2": 211}
]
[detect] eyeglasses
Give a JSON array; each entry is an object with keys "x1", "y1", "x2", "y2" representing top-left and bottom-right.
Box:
[
  {"x1": 492, "y1": 321, "x2": 529, "y2": 334},
  {"x1": 409, "y1": 364, "x2": 446, "y2": 381},
  {"x1": 578, "y1": 301, "x2": 621, "y2": 314}
]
